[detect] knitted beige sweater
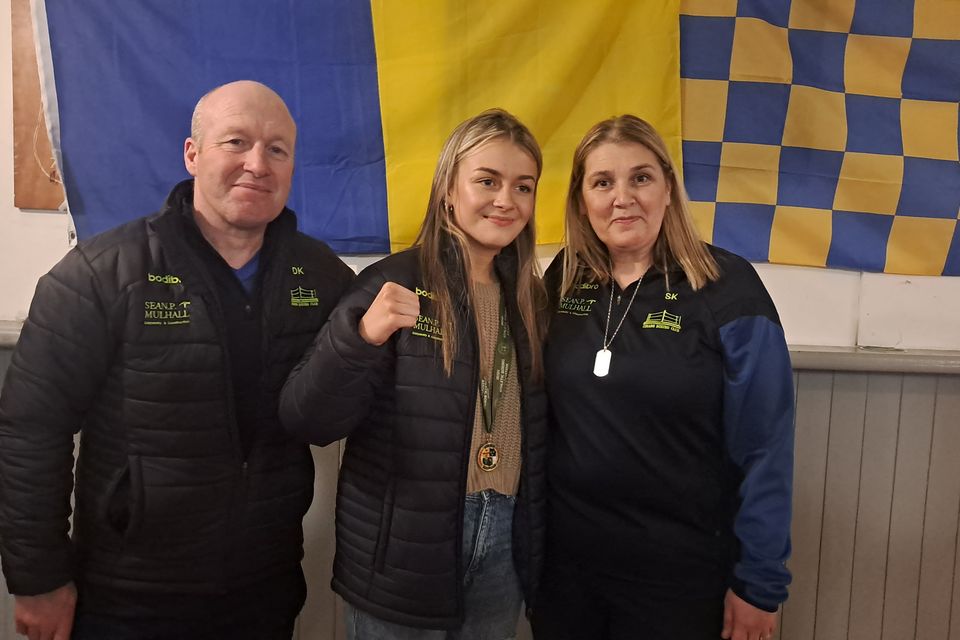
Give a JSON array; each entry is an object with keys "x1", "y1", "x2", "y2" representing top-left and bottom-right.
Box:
[{"x1": 466, "y1": 280, "x2": 522, "y2": 496}]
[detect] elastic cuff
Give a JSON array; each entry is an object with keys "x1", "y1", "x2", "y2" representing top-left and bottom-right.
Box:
[{"x1": 729, "y1": 578, "x2": 780, "y2": 613}]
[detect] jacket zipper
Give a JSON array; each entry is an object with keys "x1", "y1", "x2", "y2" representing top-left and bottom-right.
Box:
[
  {"x1": 507, "y1": 288, "x2": 533, "y2": 604},
  {"x1": 455, "y1": 299, "x2": 481, "y2": 621}
]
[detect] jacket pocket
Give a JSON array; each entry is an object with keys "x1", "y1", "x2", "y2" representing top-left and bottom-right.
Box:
[
  {"x1": 102, "y1": 454, "x2": 144, "y2": 541},
  {"x1": 373, "y1": 478, "x2": 397, "y2": 573}
]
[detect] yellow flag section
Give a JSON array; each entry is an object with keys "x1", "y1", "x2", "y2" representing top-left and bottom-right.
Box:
[{"x1": 371, "y1": 1, "x2": 681, "y2": 251}]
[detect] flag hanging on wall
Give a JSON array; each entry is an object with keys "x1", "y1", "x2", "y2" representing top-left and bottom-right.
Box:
[
  {"x1": 40, "y1": 0, "x2": 680, "y2": 254},
  {"x1": 680, "y1": 0, "x2": 960, "y2": 276}
]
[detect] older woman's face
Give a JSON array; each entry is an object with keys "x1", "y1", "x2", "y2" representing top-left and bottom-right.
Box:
[{"x1": 581, "y1": 142, "x2": 671, "y2": 260}]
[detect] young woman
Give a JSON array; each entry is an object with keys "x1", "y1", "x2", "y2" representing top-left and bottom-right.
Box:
[
  {"x1": 280, "y1": 109, "x2": 547, "y2": 639},
  {"x1": 533, "y1": 115, "x2": 794, "y2": 640}
]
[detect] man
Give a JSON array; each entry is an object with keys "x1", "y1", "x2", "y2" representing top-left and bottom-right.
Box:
[{"x1": 0, "y1": 80, "x2": 354, "y2": 639}]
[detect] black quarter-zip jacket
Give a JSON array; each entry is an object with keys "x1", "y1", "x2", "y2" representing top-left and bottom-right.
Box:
[
  {"x1": 0, "y1": 180, "x2": 354, "y2": 618},
  {"x1": 543, "y1": 247, "x2": 794, "y2": 612}
]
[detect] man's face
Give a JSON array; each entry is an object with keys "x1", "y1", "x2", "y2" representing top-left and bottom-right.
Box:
[{"x1": 183, "y1": 83, "x2": 296, "y2": 234}]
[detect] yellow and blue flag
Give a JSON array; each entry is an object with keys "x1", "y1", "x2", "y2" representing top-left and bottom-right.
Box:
[
  {"x1": 680, "y1": 0, "x2": 960, "y2": 276},
  {"x1": 42, "y1": 0, "x2": 681, "y2": 254}
]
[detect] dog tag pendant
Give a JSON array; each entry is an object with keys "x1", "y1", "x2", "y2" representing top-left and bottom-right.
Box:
[{"x1": 593, "y1": 348, "x2": 611, "y2": 377}]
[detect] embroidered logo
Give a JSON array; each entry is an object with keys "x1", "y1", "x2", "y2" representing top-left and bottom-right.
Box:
[
  {"x1": 642, "y1": 310, "x2": 681, "y2": 332},
  {"x1": 557, "y1": 280, "x2": 601, "y2": 316},
  {"x1": 148, "y1": 273, "x2": 182, "y2": 285},
  {"x1": 664, "y1": 292, "x2": 678, "y2": 301},
  {"x1": 557, "y1": 296, "x2": 598, "y2": 317},
  {"x1": 143, "y1": 300, "x2": 191, "y2": 326},
  {"x1": 412, "y1": 314, "x2": 443, "y2": 341},
  {"x1": 290, "y1": 286, "x2": 319, "y2": 307},
  {"x1": 415, "y1": 286, "x2": 436, "y2": 301}
]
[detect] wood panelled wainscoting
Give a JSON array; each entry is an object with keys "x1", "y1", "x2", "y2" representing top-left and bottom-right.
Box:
[
  {"x1": 783, "y1": 352, "x2": 960, "y2": 640},
  {"x1": 0, "y1": 327, "x2": 958, "y2": 639}
]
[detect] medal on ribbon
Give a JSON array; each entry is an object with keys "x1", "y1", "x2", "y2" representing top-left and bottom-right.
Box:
[
  {"x1": 477, "y1": 442, "x2": 500, "y2": 472},
  {"x1": 477, "y1": 295, "x2": 512, "y2": 472}
]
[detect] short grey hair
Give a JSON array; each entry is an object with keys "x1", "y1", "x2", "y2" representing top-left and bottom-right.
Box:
[
  {"x1": 189, "y1": 80, "x2": 290, "y2": 144},
  {"x1": 190, "y1": 88, "x2": 215, "y2": 143}
]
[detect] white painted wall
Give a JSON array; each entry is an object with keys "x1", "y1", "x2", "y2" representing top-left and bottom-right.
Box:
[
  {"x1": 2, "y1": 0, "x2": 958, "y2": 349},
  {"x1": 0, "y1": 0, "x2": 71, "y2": 323}
]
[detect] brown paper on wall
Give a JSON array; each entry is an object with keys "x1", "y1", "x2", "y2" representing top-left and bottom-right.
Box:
[{"x1": 12, "y1": 0, "x2": 65, "y2": 210}]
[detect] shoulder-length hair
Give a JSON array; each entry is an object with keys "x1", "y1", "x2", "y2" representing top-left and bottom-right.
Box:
[
  {"x1": 561, "y1": 114, "x2": 718, "y2": 295},
  {"x1": 414, "y1": 108, "x2": 545, "y2": 379}
]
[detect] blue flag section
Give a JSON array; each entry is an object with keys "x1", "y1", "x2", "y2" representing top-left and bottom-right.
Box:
[{"x1": 45, "y1": 0, "x2": 389, "y2": 253}]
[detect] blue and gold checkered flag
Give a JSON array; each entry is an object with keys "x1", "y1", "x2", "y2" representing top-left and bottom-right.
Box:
[{"x1": 680, "y1": 0, "x2": 960, "y2": 276}]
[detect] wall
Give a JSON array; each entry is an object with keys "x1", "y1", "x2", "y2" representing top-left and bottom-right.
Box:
[{"x1": 0, "y1": 0, "x2": 71, "y2": 322}]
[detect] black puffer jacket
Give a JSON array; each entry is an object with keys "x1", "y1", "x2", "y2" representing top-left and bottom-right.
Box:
[
  {"x1": 0, "y1": 180, "x2": 353, "y2": 598},
  {"x1": 280, "y1": 246, "x2": 548, "y2": 629}
]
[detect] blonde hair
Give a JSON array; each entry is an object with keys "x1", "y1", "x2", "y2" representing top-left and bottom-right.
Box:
[
  {"x1": 561, "y1": 115, "x2": 718, "y2": 294},
  {"x1": 414, "y1": 108, "x2": 545, "y2": 379}
]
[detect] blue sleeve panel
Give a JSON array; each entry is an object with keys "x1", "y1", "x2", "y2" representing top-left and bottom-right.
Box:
[{"x1": 719, "y1": 314, "x2": 795, "y2": 612}]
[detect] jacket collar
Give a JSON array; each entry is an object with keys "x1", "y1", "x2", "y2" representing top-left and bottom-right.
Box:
[
  {"x1": 436, "y1": 236, "x2": 521, "y2": 306},
  {"x1": 153, "y1": 179, "x2": 300, "y2": 263},
  {"x1": 157, "y1": 178, "x2": 298, "y2": 241},
  {"x1": 150, "y1": 179, "x2": 301, "y2": 298}
]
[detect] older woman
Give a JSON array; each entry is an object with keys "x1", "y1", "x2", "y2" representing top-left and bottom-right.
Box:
[{"x1": 533, "y1": 115, "x2": 794, "y2": 640}]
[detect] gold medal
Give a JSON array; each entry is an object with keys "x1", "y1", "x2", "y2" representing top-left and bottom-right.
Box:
[{"x1": 477, "y1": 442, "x2": 499, "y2": 472}]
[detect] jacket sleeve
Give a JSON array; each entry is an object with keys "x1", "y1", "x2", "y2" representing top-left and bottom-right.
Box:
[
  {"x1": 720, "y1": 313, "x2": 794, "y2": 612},
  {"x1": 279, "y1": 264, "x2": 393, "y2": 446},
  {"x1": 0, "y1": 247, "x2": 114, "y2": 595}
]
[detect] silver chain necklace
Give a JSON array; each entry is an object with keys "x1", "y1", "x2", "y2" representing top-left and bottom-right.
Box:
[{"x1": 593, "y1": 276, "x2": 643, "y2": 377}]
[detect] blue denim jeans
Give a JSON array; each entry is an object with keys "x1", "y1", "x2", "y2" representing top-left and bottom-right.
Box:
[{"x1": 346, "y1": 490, "x2": 523, "y2": 640}]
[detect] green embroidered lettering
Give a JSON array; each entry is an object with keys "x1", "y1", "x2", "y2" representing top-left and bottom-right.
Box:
[
  {"x1": 415, "y1": 287, "x2": 436, "y2": 301},
  {"x1": 147, "y1": 273, "x2": 182, "y2": 285},
  {"x1": 557, "y1": 296, "x2": 597, "y2": 317},
  {"x1": 412, "y1": 314, "x2": 443, "y2": 341},
  {"x1": 143, "y1": 300, "x2": 191, "y2": 326}
]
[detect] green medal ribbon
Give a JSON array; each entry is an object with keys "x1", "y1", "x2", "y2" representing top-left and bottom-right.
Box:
[{"x1": 479, "y1": 294, "x2": 513, "y2": 436}]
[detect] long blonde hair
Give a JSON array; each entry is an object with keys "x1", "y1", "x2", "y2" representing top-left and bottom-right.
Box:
[
  {"x1": 561, "y1": 115, "x2": 718, "y2": 294},
  {"x1": 414, "y1": 108, "x2": 545, "y2": 379}
]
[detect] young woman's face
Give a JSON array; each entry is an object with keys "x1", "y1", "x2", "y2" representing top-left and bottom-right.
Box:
[{"x1": 447, "y1": 139, "x2": 538, "y2": 262}]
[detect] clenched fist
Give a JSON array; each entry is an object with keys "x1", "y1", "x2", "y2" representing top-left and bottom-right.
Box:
[{"x1": 359, "y1": 282, "x2": 421, "y2": 346}]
